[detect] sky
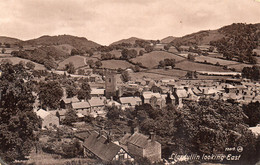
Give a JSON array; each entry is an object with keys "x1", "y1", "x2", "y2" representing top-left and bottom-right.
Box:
[{"x1": 0, "y1": 0, "x2": 260, "y2": 45}]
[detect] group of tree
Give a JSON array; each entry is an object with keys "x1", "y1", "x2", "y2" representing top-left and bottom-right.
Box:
[
  {"x1": 121, "y1": 49, "x2": 138, "y2": 59},
  {"x1": 185, "y1": 70, "x2": 198, "y2": 79},
  {"x1": 86, "y1": 59, "x2": 102, "y2": 69},
  {"x1": 210, "y1": 23, "x2": 259, "y2": 64},
  {"x1": 120, "y1": 70, "x2": 131, "y2": 82},
  {"x1": 0, "y1": 63, "x2": 41, "y2": 162},
  {"x1": 101, "y1": 52, "x2": 116, "y2": 60},
  {"x1": 158, "y1": 58, "x2": 176, "y2": 68},
  {"x1": 128, "y1": 99, "x2": 260, "y2": 164},
  {"x1": 65, "y1": 62, "x2": 76, "y2": 74},
  {"x1": 242, "y1": 65, "x2": 260, "y2": 80}
]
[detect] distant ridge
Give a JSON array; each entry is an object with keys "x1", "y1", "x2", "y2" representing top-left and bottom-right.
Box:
[
  {"x1": 0, "y1": 36, "x2": 22, "y2": 44},
  {"x1": 110, "y1": 37, "x2": 146, "y2": 46},
  {"x1": 160, "y1": 36, "x2": 177, "y2": 44},
  {"x1": 21, "y1": 34, "x2": 101, "y2": 50}
]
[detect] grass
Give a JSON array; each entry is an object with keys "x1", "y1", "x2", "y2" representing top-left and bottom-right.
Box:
[
  {"x1": 0, "y1": 57, "x2": 46, "y2": 70},
  {"x1": 175, "y1": 60, "x2": 227, "y2": 72},
  {"x1": 131, "y1": 51, "x2": 185, "y2": 69},
  {"x1": 195, "y1": 55, "x2": 239, "y2": 65},
  {"x1": 101, "y1": 60, "x2": 135, "y2": 69},
  {"x1": 58, "y1": 55, "x2": 87, "y2": 70}
]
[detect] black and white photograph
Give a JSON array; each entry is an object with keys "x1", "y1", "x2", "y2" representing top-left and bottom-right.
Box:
[{"x1": 0, "y1": 0, "x2": 260, "y2": 164}]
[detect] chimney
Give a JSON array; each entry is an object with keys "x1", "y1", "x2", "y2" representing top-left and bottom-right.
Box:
[{"x1": 150, "y1": 132, "x2": 155, "y2": 142}]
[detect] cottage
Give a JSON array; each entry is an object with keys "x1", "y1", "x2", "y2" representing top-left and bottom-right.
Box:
[
  {"x1": 119, "y1": 131, "x2": 161, "y2": 163},
  {"x1": 119, "y1": 96, "x2": 142, "y2": 107},
  {"x1": 60, "y1": 97, "x2": 80, "y2": 109},
  {"x1": 72, "y1": 101, "x2": 91, "y2": 111},
  {"x1": 88, "y1": 97, "x2": 105, "y2": 111},
  {"x1": 36, "y1": 109, "x2": 59, "y2": 129},
  {"x1": 83, "y1": 131, "x2": 133, "y2": 162},
  {"x1": 91, "y1": 88, "x2": 105, "y2": 97}
]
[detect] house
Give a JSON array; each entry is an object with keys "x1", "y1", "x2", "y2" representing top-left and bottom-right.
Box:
[
  {"x1": 60, "y1": 97, "x2": 80, "y2": 109},
  {"x1": 83, "y1": 131, "x2": 133, "y2": 162},
  {"x1": 49, "y1": 109, "x2": 67, "y2": 122},
  {"x1": 36, "y1": 109, "x2": 59, "y2": 129},
  {"x1": 119, "y1": 96, "x2": 142, "y2": 108},
  {"x1": 88, "y1": 97, "x2": 105, "y2": 111},
  {"x1": 142, "y1": 91, "x2": 164, "y2": 108},
  {"x1": 91, "y1": 88, "x2": 105, "y2": 97},
  {"x1": 72, "y1": 101, "x2": 91, "y2": 111},
  {"x1": 249, "y1": 125, "x2": 260, "y2": 137},
  {"x1": 172, "y1": 87, "x2": 188, "y2": 108},
  {"x1": 119, "y1": 131, "x2": 161, "y2": 163}
]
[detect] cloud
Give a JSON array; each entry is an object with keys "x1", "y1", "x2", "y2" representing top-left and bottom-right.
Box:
[{"x1": 0, "y1": 0, "x2": 260, "y2": 45}]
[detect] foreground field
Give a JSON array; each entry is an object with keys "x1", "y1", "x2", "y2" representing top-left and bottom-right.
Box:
[{"x1": 131, "y1": 51, "x2": 185, "y2": 69}]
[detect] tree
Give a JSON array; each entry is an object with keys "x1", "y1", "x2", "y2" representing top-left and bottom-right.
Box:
[
  {"x1": 70, "y1": 48, "x2": 80, "y2": 56},
  {"x1": 66, "y1": 85, "x2": 77, "y2": 98},
  {"x1": 187, "y1": 54, "x2": 195, "y2": 61},
  {"x1": 121, "y1": 49, "x2": 138, "y2": 59},
  {"x1": 121, "y1": 71, "x2": 131, "y2": 82},
  {"x1": 77, "y1": 69, "x2": 85, "y2": 75},
  {"x1": 44, "y1": 59, "x2": 57, "y2": 70},
  {"x1": 144, "y1": 45, "x2": 154, "y2": 53},
  {"x1": 1, "y1": 48, "x2": 6, "y2": 54},
  {"x1": 0, "y1": 63, "x2": 41, "y2": 162},
  {"x1": 65, "y1": 62, "x2": 75, "y2": 74},
  {"x1": 39, "y1": 81, "x2": 63, "y2": 109},
  {"x1": 62, "y1": 109, "x2": 78, "y2": 126},
  {"x1": 87, "y1": 59, "x2": 94, "y2": 68},
  {"x1": 26, "y1": 61, "x2": 35, "y2": 70},
  {"x1": 106, "y1": 106, "x2": 121, "y2": 120},
  {"x1": 95, "y1": 61, "x2": 102, "y2": 68},
  {"x1": 77, "y1": 81, "x2": 91, "y2": 101},
  {"x1": 243, "y1": 102, "x2": 260, "y2": 127}
]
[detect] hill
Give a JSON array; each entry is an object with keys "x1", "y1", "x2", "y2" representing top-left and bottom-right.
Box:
[
  {"x1": 170, "y1": 29, "x2": 224, "y2": 46},
  {"x1": 130, "y1": 51, "x2": 185, "y2": 69},
  {"x1": 0, "y1": 36, "x2": 22, "y2": 45},
  {"x1": 21, "y1": 35, "x2": 101, "y2": 50},
  {"x1": 110, "y1": 37, "x2": 145, "y2": 46},
  {"x1": 160, "y1": 36, "x2": 176, "y2": 44}
]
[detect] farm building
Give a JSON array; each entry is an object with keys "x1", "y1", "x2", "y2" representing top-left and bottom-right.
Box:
[
  {"x1": 83, "y1": 131, "x2": 133, "y2": 162},
  {"x1": 36, "y1": 109, "x2": 59, "y2": 129},
  {"x1": 119, "y1": 130, "x2": 161, "y2": 163}
]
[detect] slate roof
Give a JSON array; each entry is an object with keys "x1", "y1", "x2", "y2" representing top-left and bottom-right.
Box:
[
  {"x1": 72, "y1": 102, "x2": 91, "y2": 109},
  {"x1": 91, "y1": 88, "x2": 105, "y2": 95},
  {"x1": 143, "y1": 92, "x2": 162, "y2": 99},
  {"x1": 120, "y1": 97, "x2": 142, "y2": 106},
  {"x1": 88, "y1": 97, "x2": 105, "y2": 107},
  {"x1": 83, "y1": 132, "x2": 121, "y2": 161},
  {"x1": 175, "y1": 89, "x2": 188, "y2": 98},
  {"x1": 36, "y1": 109, "x2": 51, "y2": 119},
  {"x1": 62, "y1": 97, "x2": 80, "y2": 104},
  {"x1": 126, "y1": 132, "x2": 159, "y2": 149}
]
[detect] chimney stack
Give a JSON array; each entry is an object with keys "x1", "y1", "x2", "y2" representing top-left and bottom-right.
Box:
[{"x1": 150, "y1": 132, "x2": 155, "y2": 142}]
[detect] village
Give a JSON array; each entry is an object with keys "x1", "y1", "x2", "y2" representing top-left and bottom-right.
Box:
[{"x1": 29, "y1": 65, "x2": 260, "y2": 164}]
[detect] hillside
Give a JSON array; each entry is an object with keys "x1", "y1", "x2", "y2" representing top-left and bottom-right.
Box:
[
  {"x1": 21, "y1": 35, "x2": 101, "y2": 50},
  {"x1": 58, "y1": 55, "x2": 87, "y2": 70},
  {"x1": 170, "y1": 29, "x2": 224, "y2": 46},
  {"x1": 101, "y1": 60, "x2": 135, "y2": 69},
  {"x1": 160, "y1": 36, "x2": 176, "y2": 44},
  {"x1": 0, "y1": 36, "x2": 22, "y2": 45},
  {"x1": 130, "y1": 51, "x2": 185, "y2": 69},
  {"x1": 110, "y1": 37, "x2": 145, "y2": 46}
]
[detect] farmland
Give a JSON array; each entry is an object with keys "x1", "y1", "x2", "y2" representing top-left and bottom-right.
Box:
[
  {"x1": 101, "y1": 60, "x2": 134, "y2": 69},
  {"x1": 57, "y1": 55, "x2": 87, "y2": 70},
  {"x1": 0, "y1": 56, "x2": 45, "y2": 70},
  {"x1": 131, "y1": 51, "x2": 185, "y2": 69},
  {"x1": 175, "y1": 60, "x2": 227, "y2": 72}
]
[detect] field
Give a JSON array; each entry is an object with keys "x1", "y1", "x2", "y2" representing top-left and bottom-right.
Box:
[
  {"x1": 131, "y1": 51, "x2": 185, "y2": 69},
  {"x1": 195, "y1": 55, "x2": 239, "y2": 65},
  {"x1": 0, "y1": 57, "x2": 46, "y2": 70},
  {"x1": 57, "y1": 55, "x2": 87, "y2": 70},
  {"x1": 101, "y1": 60, "x2": 134, "y2": 69},
  {"x1": 175, "y1": 60, "x2": 227, "y2": 72}
]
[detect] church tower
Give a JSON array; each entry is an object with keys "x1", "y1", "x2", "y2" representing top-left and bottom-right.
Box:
[{"x1": 105, "y1": 70, "x2": 117, "y2": 98}]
